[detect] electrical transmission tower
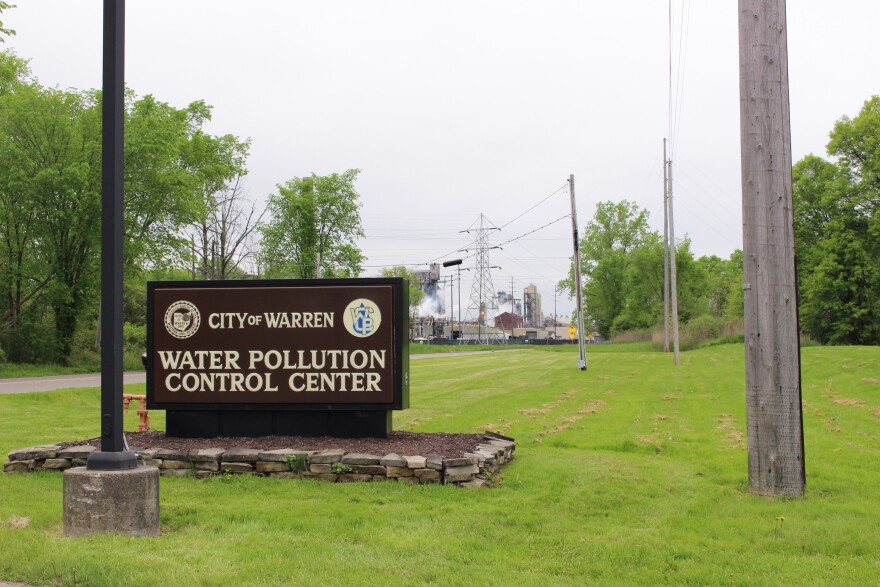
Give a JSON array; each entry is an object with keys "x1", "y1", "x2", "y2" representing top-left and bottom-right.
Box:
[{"x1": 465, "y1": 214, "x2": 499, "y2": 344}]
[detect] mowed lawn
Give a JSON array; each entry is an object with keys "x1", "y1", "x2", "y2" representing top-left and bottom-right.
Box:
[{"x1": 1, "y1": 344, "x2": 878, "y2": 586}]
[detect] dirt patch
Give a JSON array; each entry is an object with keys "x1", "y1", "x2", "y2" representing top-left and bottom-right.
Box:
[
  {"x1": 832, "y1": 397, "x2": 865, "y2": 406},
  {"x1": 716, "y1": 413, "x2": 745, "y2": 450},
  {"x1": 57, "y1": 430, "x2": 486, "y2": 460},
  {"x1": 8, "y1": 516, "x2": 29, "y2": 529}
]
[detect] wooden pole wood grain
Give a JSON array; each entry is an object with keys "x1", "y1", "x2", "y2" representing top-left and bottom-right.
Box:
[{"x1": 738, "y1": 0, "x2": 805, "y2": 496}]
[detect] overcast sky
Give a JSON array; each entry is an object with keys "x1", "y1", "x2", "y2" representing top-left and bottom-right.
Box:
[{"x1": 5, "y1": 1, "x2": 879, "y2": 319}]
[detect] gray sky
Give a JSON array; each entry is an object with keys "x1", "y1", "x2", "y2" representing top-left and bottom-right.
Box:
[{"x1": 5, "y1": 1, "x2": 879, "y2": 319}]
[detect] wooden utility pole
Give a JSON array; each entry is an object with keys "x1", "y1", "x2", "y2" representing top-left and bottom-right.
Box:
[
  {"x1": 569, "y1": 174, "x2": 587, "y2": 371},
  {"x1": 738, "y1": 0, "x2": 805, "y2": 496},
  {"x1": 662, "y1": 139, "x2": 671, "y2": 353},
  {"x1": 666, "y1": 157, "x2": 680, "y2": 364}
]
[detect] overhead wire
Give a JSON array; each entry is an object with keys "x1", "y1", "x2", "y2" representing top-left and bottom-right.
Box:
[
  {"x1": 672, "y1": 0, "x2": 691, "y2": 157},
  {"x1": 498, "y1": 183, "x2": 568, "y2": 229},
  {"x1": 369, "y1": 181, "x2": 571, "y2": 271},
  {"x1": 667, "y1": 0, "x2": 691, "y2": 158}
]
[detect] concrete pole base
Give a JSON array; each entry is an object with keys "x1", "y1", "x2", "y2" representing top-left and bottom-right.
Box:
[{"x1": 63, "y1": 465, "x2": 160, "y2": 537}]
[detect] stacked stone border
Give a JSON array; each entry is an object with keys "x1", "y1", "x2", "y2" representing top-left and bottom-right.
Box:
[{"x1": 4, "y1": 433, "x2": 515, "y2": 488}]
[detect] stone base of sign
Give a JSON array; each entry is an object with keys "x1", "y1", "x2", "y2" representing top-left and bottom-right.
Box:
[
  {"x1": 165, "y1": 409, "x2": 392, "y2": 438},
  {"x1": 9, "y1": 434, "x2": 515, "y2": 489},
  {"x1": 63, "y1": 465, "x2": 160, "y2": 537}
]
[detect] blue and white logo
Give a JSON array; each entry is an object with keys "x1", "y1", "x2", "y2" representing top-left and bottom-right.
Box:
[{"x1": 343, "y1": 298, "x2": 381, "y2": 338}]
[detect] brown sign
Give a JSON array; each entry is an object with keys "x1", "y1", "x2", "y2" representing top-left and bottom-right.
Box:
[{"x1": 147, "y1": 279, "x2": 409, "y2": 410}]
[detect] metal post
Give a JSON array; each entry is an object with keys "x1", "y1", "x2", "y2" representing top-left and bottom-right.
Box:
[
  {"x1": 457, "y1": 264, "x2": 461, "y2": 340},
  {"x1": 443, "y1": 259, "x2": 463, "y2": 341},
  {"x1": 87, "y1": 0, "x2": 136, "y2": 470}
]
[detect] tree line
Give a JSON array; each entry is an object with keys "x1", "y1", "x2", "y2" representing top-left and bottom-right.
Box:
[
  {"x1": 0, "y1": 48, "x2": 365, "y2": 365},
  {"x1": 559, "y1": 200, "x2": 743, "y2": 344},
  {"x1": 1, "y1": 24, "x2": 876, "y2": 366},
  {"x1": 562, "y1": 96, "x2": 880, "y2": 347}
]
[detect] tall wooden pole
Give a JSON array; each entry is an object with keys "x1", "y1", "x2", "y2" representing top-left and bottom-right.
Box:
[
  {"x1": 738, "y1": 0, "x2": 805, "y2": 496},
  {"x1": 569, "y1": 174, "x2": 587, "y2": 371},
  {"x1": 662, "y1": 139, "x2": 670, "y2": 353},
  {"x1": 667, "y1": 158, "x2": 680, "y2": 365}
]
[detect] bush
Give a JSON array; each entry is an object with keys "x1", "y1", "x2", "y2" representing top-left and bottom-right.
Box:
[
  {"x1": 609, "y1": 330, "x2": 652, "y2": 344},
  {"x1": 651, "y1": 317, "x2": 744, "y2": 351},
  {"x1": 1, "y1": 313, "x2": 59, "y2": 364},
  {"x1": 685, "y1": 315, "x2": 724, "y2": 341},
  {"x1": 124, "y1": 322, "x2": 147, "y2": 353}
]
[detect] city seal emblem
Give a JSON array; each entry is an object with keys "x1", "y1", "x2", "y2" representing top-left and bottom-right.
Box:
[
  {"x1": 343, "y1": 298, "x2": 381, "y2": 338},
  {"x1": 164, "y1": 300, "x2": 201, "y2": 339}
]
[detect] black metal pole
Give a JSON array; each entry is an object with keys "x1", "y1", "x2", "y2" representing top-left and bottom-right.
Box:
[
  {"x1": 442, "y1": 259, "x2": 463, "y2": 341},
  {"x1": 87, "y1": 0, "x2": 136, "y2": 470}
]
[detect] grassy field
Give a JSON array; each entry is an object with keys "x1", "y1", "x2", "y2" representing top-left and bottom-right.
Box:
[{"x1": 1, "y1": 343, "x2": 878, "y2": 586}]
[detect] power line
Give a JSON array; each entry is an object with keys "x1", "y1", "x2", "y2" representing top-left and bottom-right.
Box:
[
  {"x1": 667, "y1": 0, "x2": 691, "y2": 158},
  {"x1": 495, "y1": 214, "x2": 571, "y2": 249},
  {"x1": 499, "y1": 183, "x2": 568, "y2": 229}
]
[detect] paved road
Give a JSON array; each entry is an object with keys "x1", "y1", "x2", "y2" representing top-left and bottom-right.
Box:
[
  {"x1": 0, "y1": 371, "x2": 146, "y2": 395},
  {"x1": 0, "y1": 350, "x2": 527, "y2": 395}
]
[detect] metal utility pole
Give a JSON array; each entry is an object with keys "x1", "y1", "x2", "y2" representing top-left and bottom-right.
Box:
[
  {"x1": 457, "y1": 264, "x2": 462, "y2": 339},
  {"x1": 667, "y1": 158, "x2": 680, "y2": 365},
  {"x1": 87, "y1": 0, "x2": 136, "y2": 470},
  {"x1": 662, "y1": 139, "x2": 671, "y2": 353},
  {"x1": 510, "y1": 277, "x2": 516, "y2": 341},
  {"x1": 442, "y1": 259, "x2": 463, "y2": 340},
  {"x1": 447, "y1": 277, "x2": 454, "y2": 328},
  {"x1": 738, "y1": 0, "x2": 804, "y2": 497},
  {"x1": 569, "y1": 174, "x2": 587, "y2": 371}
]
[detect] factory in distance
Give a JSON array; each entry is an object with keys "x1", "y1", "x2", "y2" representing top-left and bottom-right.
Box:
[{"x1": 410, "y1": 263, "x2": 572, "y2": 343}]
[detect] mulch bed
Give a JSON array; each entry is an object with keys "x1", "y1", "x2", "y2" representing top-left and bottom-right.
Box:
[{"x1": 58, "y1": 431, "x2": 487, "y2": 460}]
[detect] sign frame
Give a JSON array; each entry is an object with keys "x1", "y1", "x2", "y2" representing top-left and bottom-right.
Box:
[{"x1": 146, "y1": 277, "x2": 410, "y2": 414}]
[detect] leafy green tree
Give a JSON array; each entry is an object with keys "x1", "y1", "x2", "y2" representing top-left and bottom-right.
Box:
[
  {"x1": 380, "y1": 266, "x2": 424, "y2": 314},
  {"x1": 612, "y1": 234, "x2": 706, "y2": 334},
  {"x1": 611, "y1": 232, "x2": 664, "y2": 332},
  {"x1": 0, "y1": 52, "x2": 53, "y2": 360},
  {"x1": 0, "y1": 58, "x2": 253, "y2": 361},
  {"x1": 560, "y1": 200, "x2": 652, "y2": 337},
  {"x1": 259, "y1": 169, "x2": 365, "y2": 279},
  {"x1": 0, "y1": 83, "x2": 102, "y2": 362},
  {"x1": 125, "y1": 96, "x2": 252, "y2": 274},
  {"x1": 696, "y1": 250, "x2": 744, "y2": 321},
  {"x1": 0, "y1": 2, "x2": 15, "y2": 42},
  {"x1": 792, "y1": 97, "x2": 880, "y2": 345},
  {"x1": 667, "y1": 238, "x2": 708, "y2": 324}
]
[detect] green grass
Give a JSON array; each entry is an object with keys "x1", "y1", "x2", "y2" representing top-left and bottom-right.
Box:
[
  {"x1": 0, "y1": 356, "x2": 145, "y2": 378},
  {"x1": 0, "y1": 363, "x2": 102, "y2": 379},
  {"x1": 1, "y1": 344, "x2": 879, "y2": 586}
]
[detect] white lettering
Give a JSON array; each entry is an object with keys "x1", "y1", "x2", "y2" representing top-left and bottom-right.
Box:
[{"x1": 350, "y1": 350, "x2": 368, "y2": 370}]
